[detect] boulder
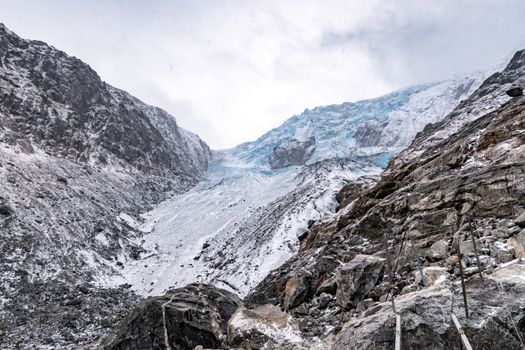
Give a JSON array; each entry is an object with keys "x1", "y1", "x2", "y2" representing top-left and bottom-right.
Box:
[
  {"x1": 101, "y1": 283, "x2": 242, "y2": 350},
  {"x1": 335, "y1": 255, "x2": 385, "y2": 309},
  {"x1": 316, "y1": 275, "x2": 337, "y2": 295},
  {"x1": 0, "y1": 203, "x2": 12, "y2": 216},
  {"x1": 415, "y1": 266, "x2": 449, "y2": 286},
  {"x1": 459, "y1": 239, "x2": 476, "y2": 257},
  {"x1": 332, "y1": 263, "x2": 525, "y2": 349},
  {"x1": 514, "y1": 211, "x2": 525, "y2": 228},
  {"x1": 228, "y1": 304, "x2": 303, "y2": 349},
  {"x1": 283, "y1": 275, "x2": 309, "y2": 311},
  {"x1": 490, "y1": 241, "x2": 515, "y2": 263},
  {"x1": 425, "y1": 240, "x2": 449, "y2": 262},
  {"x1": 506, "y1": 87, "x2": 523, "y2": 97},
  {"x1": 508, "y1": 229, "x2": 525, "y2": 258}
]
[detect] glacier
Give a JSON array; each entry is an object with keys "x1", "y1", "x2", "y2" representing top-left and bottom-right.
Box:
[{"x1": 115, "y1": 74, "x2": 487, "y2": 296}]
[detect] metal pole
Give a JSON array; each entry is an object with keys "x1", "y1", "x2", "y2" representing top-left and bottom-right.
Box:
[
  {"x1": 451, "y1": 312, "x2": 473, "y2": 350},
  {"x1": 395, "y1": 313, "x2": 401, "y2": 350}
]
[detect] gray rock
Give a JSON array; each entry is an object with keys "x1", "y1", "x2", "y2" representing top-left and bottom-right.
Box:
[
  {"x1": 354, "y1": 120, "x2": 386, "y2": 147},
  {"x1": 316, "y1": 293, "x2": 333, "y2": 309},
  {"x1": 491, "y1": 241, "x2": 515, "y2": 263},
  {"x1": 459, "y1": 239, "x2": 476, "y2": 257},
  {"x1": 228, "y1": 304, "x2": 303, "y2": 350},
  {"x1": 316, "y1": 276, "x2": 337, "y2": 295},
  {"x1": 101, "y1": 283, "x2": 242, "y2": 350},
  {"x1": 335, "y1": 255, "x2": 385, "y2": 309},
  {"x1": 332, "y1": 263, "x2": 525, "y2": 349},
  {"x1": 415, "y1": 266, "x2": 449, "y2": 286},
  {"x1": 425, "y1": 240, "x2": 449, "y2": 262},
  {"x1": 269, "y1": 136, "x2": 316, "y2": 169},
  {"x1": 283, "y1": 275, "x2": 310, "y2": 311},
  {"x1": 514, "y1": 211, "x2": 525, "y2": 228}
]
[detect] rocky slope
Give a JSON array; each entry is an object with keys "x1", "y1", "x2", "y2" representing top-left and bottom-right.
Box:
[
  {"x1": 101, "y1": 50, "x2": 525, "y2": 350},
  {"x1": 243, "y1": 50, "x2": 525, "y2": 348},
  {"x1": 0, "y1": 24, "x2": 211, "y2": 349}
]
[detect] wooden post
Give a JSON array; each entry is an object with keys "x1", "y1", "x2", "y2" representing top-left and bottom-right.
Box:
[
  {"x1": 456, "y1": 236, "x2": 470, "y2": 319},
  {"x1": 451, "y1": 312, "x2": 473, "y2": 350},
  {"x1": 384, "y1": 231, "x2": 397, "y2": 314},
  {"x1": 395, "y1": 313, "x2": 401, "y2": 350},
  {"x1": 410, "y1": 234, "x2": 425, "y2": 286},
  {"x1": 453, "y1": 216, "x2": 469, "y2": 319},
  {"x1": 469, "y1": 219, "x2": 485, "y2": 286}
]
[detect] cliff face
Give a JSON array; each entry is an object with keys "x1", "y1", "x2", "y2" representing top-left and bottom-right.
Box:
[
  {"x1": 0, "y1": 23, "x2": 211, "y2": 176},
  {"x1": 244, "y1": 51, "x2": 525, "y2": 348}
]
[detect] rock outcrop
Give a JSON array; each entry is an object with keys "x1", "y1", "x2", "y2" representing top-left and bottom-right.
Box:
[
  {"x1": 0, "y1": 23, "x2": 211, "y2": 176},
  {"x1": 228, "y1": 304, "x2": 304, "y2": 349},
  {"x1": 335, "y1": 254, "x2": 385, "y2": 309},
  {"x1": 101, "y1": 284, "x2": 242, "y2": 350},
  {"x1": 269, "y1": 136, "x2": 316, "y2": 169},
  {"x1": 332, "y1": 262, "x2": 525, "y2": 350}
]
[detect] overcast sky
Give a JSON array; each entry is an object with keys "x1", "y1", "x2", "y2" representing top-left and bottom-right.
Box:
[{"x1": 1, "y1": 0, "x2": 524, "y2": 149}]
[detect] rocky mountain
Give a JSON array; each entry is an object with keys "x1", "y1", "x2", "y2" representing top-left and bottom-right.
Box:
[
  {"x1": 2, "y1": 21, "x2": 524, "y2": 350},
  {"x1": 242, "y1": 49, "x2": 525, "y2": 348},
  {"x1": 0, "y1": 23, "x2": 211, "y2": 349},
  {"x1": 103, "y1": 50, "x2": 524, "y2": 349},
  {"x1": 116, "y1": 72, "x2": 486, "y2": 299}
]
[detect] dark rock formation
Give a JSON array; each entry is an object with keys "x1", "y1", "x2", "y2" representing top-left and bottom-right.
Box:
[
  {"x1": 101, "y1": 284, "x2": 242, "y2": 350},
  {"x1": 354, "y1": 120, "x2": 387, "y2": 147},
  {"x1": 228, "y1": 304, "x2": 303, "y2": 349},
  {"x1": 507, "y1": 86, "x2": 523, "y2": 97},
  {"x1": 336, "y1": 176, "x2": 378, "y2": 210},
  {"x1": 269, "y1": 136, "x2": 315, "y2": 169}
]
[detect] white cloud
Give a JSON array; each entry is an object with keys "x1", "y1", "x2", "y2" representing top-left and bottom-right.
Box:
[{"x1": 1, "y1": 0, "x2": 524, "y2": 148}]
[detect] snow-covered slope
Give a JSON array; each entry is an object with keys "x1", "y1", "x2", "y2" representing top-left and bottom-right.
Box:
[{"x1": 117, "y1": 74, "x2": 488, "y2": 296}]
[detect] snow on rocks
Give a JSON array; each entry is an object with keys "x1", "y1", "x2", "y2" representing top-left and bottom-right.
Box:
[{"x1": 228, "y1": 304, "x2": 304, "y2": 349}]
